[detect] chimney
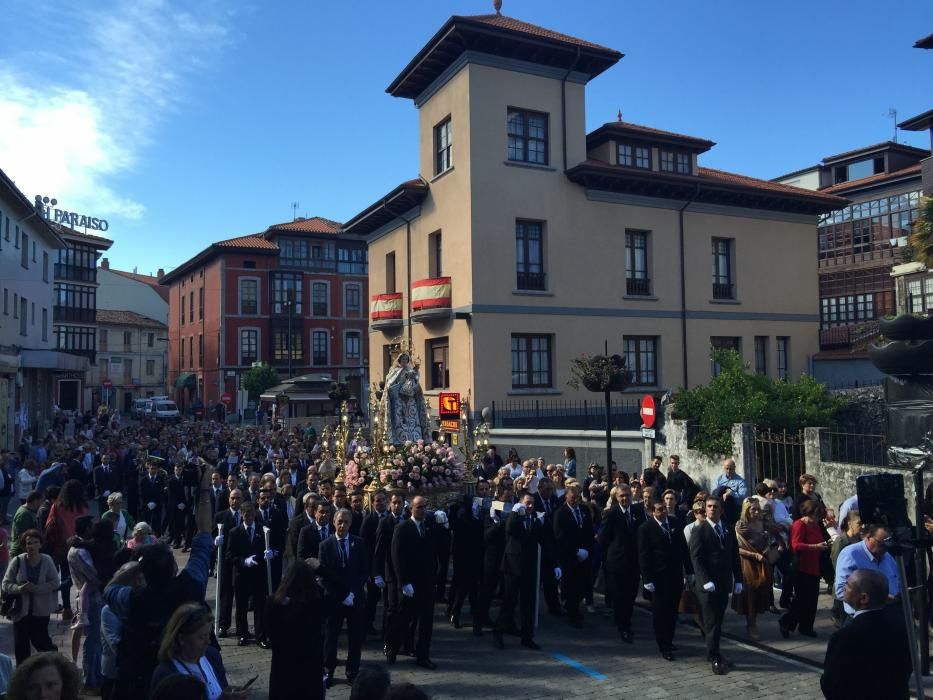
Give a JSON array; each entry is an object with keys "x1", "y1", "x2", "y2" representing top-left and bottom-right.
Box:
[
  {"x1": 157, "y1": 268, "x2": 165, "y2": 279},
  {"x1": 100, "y1": 258, "x2": 109, "y2": 270}
]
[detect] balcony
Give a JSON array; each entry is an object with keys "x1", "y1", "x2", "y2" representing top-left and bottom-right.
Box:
[
  {"x1": 712, "y1": 282, "x2": 734, "y2": 300},
  {"x1": 626, "y1": 277, "x2": 651, "y2": 296},
  {"x1": 54, "y1": 263, "x2": 96, "y2": 283},
  {"x1": 516, "y1": 271, "x2": 546, "y2": 291},
  {"x1": 411, "y1": 277, "x2": 451, "y2": 322},
  {"x1": 370, "y1": 293, "x2": 403, "y2": 330},
  {"x1": 54, "y1": 306, "x2": 95, "y2": 323}
]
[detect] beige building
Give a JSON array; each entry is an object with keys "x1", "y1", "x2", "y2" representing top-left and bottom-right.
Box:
[
  {"x1": 345, "y1": 12, "x2": 845, "y2": 419},
  {"x1": 90, "y1": 310, "x2": 168, "y2": 412}
]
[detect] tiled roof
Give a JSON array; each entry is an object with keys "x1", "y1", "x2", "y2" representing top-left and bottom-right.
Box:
[
  {"x1": 607, "y1": 121, "x2": 713, "y2": 145},
  {"x1": 587, "y1": 120, "x2": 715, "y2": 152},
  {"x1": 214, "y1": 234, "x2": 278, "y2": 250},
  {"x1": 818, "y1": 163, "x2": 922, "y2": 194},
  {"x1": 464, "y1": 13, "x2": 617, "y2": 53},
  {"x1": 698, "y1": 166, "x2": 838, "y2": 199},
  {"x1": 822, "y1": 140, "x2": 929, "y2": 163},
  {"x1": 108, "y1": 268, "x2": 170, "y2": 302},
  {"x1": 96, "y1": 309, "x2": 166, "y2": 329},
  {"x1": 267, "y1": 216, "x2": 342, "y2": 234}
]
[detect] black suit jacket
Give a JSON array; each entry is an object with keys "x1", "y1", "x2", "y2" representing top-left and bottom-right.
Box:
[
  {"x1": 501, "y1": 512, "x2": 553, "y2": 578},
  {"x1": 688, "y1": 519, "x2": 742, "y2": 591},
  {"x1": 820, "y1": 605, "x2": 911, "y2": 700},
  {"x1": 226, "y1": 521, "x2": 267, "y2": 579},
  {"x1": 287, "y1": 512, "x2": 315, "y2": 560},
  {"x1": 350, "y1": 510, "x2": 364, "y2": 537},
  {"x1": 391, "y1": 518, "x2": 437, "y2": 589},
  {"x1": 93, "y1": 465, "x2": 121, "y2": 498},
  {"x1": 453, "y1": 504, "x2": 485, "y2": 570},
  {"x1": 599, "y1": 504, "x2": 646, "y2": 576},
  {"x1": 166, "y1": 475, "x2": 187, "y2": 508},
  {"x1": 138, "y1": 473, "x2": 167, "y2": 511},
  {"x1": 319, "y1": 534, "x2": 368, "y2": 606},
  {"x1": 360, "y1": 511, "x2": 387, "y2": 573},
  {"x1": 533, "y1": 493, "x2": 561, "y2": 519},
  {"x1": 374, "y1": 513, "x2": 405, "y2": 582},
  {"x1": 553, "y1": 503, "x2": 595, "y2": 570},
  {"x1": 256, "y1": 506, "x2": 288, "y2": 554},
  {"x1": 637, "y1": 516, "x2": 692, "y2": 585},
  {"x1": 297, "y1": 522, "x2": 331, "y2": 561}
]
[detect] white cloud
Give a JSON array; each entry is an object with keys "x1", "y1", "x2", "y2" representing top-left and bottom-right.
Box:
[{"x1": 0, "y1": 0, "x2": 231, "y2": 224}]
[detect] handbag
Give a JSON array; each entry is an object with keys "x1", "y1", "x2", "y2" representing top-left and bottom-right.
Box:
[{"x1": 1, "y1": 591, "x2": 22, "y2": 620}]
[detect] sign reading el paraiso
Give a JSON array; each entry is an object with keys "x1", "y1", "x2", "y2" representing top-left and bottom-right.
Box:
[{"x1": 44, "y1": 206, "x2": 109, "y2": 232}]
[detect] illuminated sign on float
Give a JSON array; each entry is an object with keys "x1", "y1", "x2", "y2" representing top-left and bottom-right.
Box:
[{"x1": 35, "y1": 195, "x2": 109, "y2": 232}]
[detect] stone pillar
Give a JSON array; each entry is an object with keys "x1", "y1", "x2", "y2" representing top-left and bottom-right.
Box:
[
  {"x1": 732, "y1": 422, "x2": 756, "y2": 485},
  {"x1": 803, "y1": 427, "x2": 825, "y2": 483}
]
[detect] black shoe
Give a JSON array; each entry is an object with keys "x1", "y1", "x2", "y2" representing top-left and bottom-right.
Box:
[
  {"x1": 218, "y1": 628, "x2": 229, "y2": 639},
  {"x1": 416, "y1": 658, "x2": 437, "y2": 670},
  {"x1": 237, "y1": 637, "x2": 251, "y2": 647},
  {"x1": 661, "y1": 651, "x2": 674, "y2": 661},
  {"x1": 620, "y1": 630, "x2": 633, "y2": 644},
  {"x1": 800, "y1": 629, "x2": 818, "y2": 638},
  {"x1": 521, "y1": 639, "x2": 541, "y2": 650},
  {"x1": 450, "y1": 614, "x2": 462, "y2": 629},
  {"x1": 492, "y1": 631, "x2": 505, "y2": 650},
  {"x1": 258, "y1": 639, "x2": 271, "y2": 649},
  {"x1": 778, "y1": 620, "x2": 790, "y2": 639},
  {"x1": 324, "y1": 672, "x2": 335, "y2": 689},
  {"x1": 346, "y1": 672, "x2": 358, "y2": 684},
  {"x1": 711, "y1": 658, "x2": 727, "y2": 675}
]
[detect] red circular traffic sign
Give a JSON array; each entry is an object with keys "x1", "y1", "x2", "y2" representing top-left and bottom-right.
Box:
[
  {"x1": 102, "y1": 379, "x2": 113, "y2": 389},
  {"x1": 640, "y1": 395, "x2": 656, "y2": 428},
  {"x1": 221, "y1": 392, "x2": 233, "y2": 404}
]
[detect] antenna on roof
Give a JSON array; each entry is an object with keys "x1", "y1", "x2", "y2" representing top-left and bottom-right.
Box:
[
  {"x1": 888, "y1": 108, "x2": 898, "y2": 143},
  {"x1": 291, "y1": 201, "x2": 299, "y2": 221},
  {"x1": 617, "y1": 109, "x2": 622, "y2": 122},
  {"x1": 493, "y1": 0, "x2": 502, "y2": 14}
]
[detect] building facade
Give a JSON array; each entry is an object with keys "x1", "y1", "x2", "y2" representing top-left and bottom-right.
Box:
[
  {"x1": 160, "y1": 217, "x2": 369, "y2": 415},
  {"x1": 345, "y1": 11, "x2": 844, "y2": 419},
  {"x1": 90, "y1": 310, "x2": 168, "y2": 411}
]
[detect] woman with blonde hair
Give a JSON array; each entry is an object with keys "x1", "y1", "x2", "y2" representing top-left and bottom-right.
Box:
[{"x1": 731, "y1": 497, "x2": 774, "y2": 640}]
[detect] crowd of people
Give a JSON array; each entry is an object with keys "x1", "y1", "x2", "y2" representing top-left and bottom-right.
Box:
[{"x1": 0, "y1": 410, "x2": 920, "y2": 699}]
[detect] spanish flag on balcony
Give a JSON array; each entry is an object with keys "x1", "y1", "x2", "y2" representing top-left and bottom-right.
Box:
[
  {"x1": 411, "y1": 277, "x2": 452, "y2": 312},
  {"x1": 370, "y1": 293, "x2": 403, "y2": 321}
]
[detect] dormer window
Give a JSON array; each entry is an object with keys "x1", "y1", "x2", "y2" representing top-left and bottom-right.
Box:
[
  {"x1": 660, "y1": 149, "x2": 691, "y2": 174},
  {"x1": 618, "y1": 143, "x2": 650, "y2": 169}
]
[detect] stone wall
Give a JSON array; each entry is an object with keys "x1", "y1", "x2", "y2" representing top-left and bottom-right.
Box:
[{"x1": 487, "y1": 427, "x2": 645, "y2": 472}]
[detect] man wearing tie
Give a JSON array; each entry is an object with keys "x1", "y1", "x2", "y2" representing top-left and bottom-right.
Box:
[
  {"x1": 286, "y1": 492, "x2": 319, "y2": 564},
  {"x1": 298, "y1": 502, "x2": 334, "y2": 561},
  {"x1": 360, "y1": 489, "x2": 388, "y2": 636},
  {"x1": 638, "y1": 500, "x2": 692, "y2": 660},
  {"x1": 227, "y1": 501, "x2": 274, "y2": 648},
  {"x1": 448, "y1": 494, "x2": 485, "y2": 630},
  {"x1": 599, "y1": 483, "x2": 646, "y2": 643},
  {"x1": 320, "y1": 508, "x2": 369, "y2": 687},
  {"x1": 390, "y1": 495, "x2": 438, "y2": 669},
  {"x1": 257, "y1": 489, "x2": 287, "y2": 590},
  {"x1": 533, "y1": 478, "x2": 564, "y2": 617},
  {"x1": 213, "y1": 488, "x2": 243, "y2": 636},
  {"x1": 138, "y1": 456, "x2": 167, "y2": 536},
  {"x1": 93, "y1": 452, "x2": 121, "y2": 515},
  {"x1": 374, "y1": 491, "x2": 407, "y2": 659},
  {"x1": 689, "y1": 496, "x2": 743, "y2": 675},
  {"x1": 553, "y1": 483, "x2": 594, "y2": 627}
]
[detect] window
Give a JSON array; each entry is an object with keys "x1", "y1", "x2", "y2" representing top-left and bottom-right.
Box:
[
  {"x1": 14, "y1": 226, "x2": 19, "y2": 248},
  {"x1": 754, "y1": 336, "x2": 768, "y2": 375},
  {"x1": 146, "y1": 359, "x2": 155, "y2": 376},
  {"x1": 908, "y1": 280, "x2": 924, "y2": 314},
  {"x1": 54, "y1": 326, "x2": 96, "y2": 353},
  {"x1": 239, "y1": 278, "x2": 258, "y2": 315},
  {"x1": 511, "y1": 334, "x2": 552, "y2": 388},
  {"x1": 312, "y1": 282, "x2": 328, "y2": 316},
  {"x1": 345, "y1": 331, "x2": 361, "y2": 362},
  {"x1": 189, "y1": 335, "x2": 194, "y2": 369},
  {"x1": 2, "y1": 289, "x2": 6, "y2": 315},
  {"x1": 711, "y1": 238, "x2": 734, "y2": 299},
  {"x1": 41, "y1": 308, "x2": 48, "y2": 342},
  {"x1": 32, "y1": 240, "x2": 36, "y2": 262},
  {"x1": 385, "y1": 252, "x2": 396, "y2": 294},
  {"x1": 239, "y1": 329, "x2": 258, "y2": 365},
  {"x1": 617, "y1": 143, "x2": 650, "y2": 169},
  {"x1": 507, "y1": 109, "x2": 548, "y2": 164},
  {"x1": 427, "y1": 231, "x2": 442, "y2": 278},
  {"x1": 344, "y1": 284, "x2": 361, "y2": 316},
  {"x1": 123, "y1": 331, "x2": 132, "y2": 347},
  {"x1": 188, "y1": 292, "x2": 193, "y2": 323},
  {"x1": 434, "y1": 118, "x2": 452, "y2": 174},
  {"x1": 181, "y1": 295, "x2": 185, "y2": 325},
  {"x1": 271, "y1": 272, "x2": 303, "y2": 314},
  {"x1": 427, "y1": 337, "x2": 449, "y2": 389},
  {"x1": 660, "y1": 150, "x2": 690, "y2": 174},
  {"x1": 147, "y1": 332, "x2": 154, "y2": 348},
  {"x1": 181, "y1": 338, "x2": 185, "y2": 368},
  {"x1": 676, "y1": 152, "x2": 690, "y2": 174},
  {"x1": 20, "y1": 233, "x2": 28, "y2": 268},
  {"x1": 710, "y1": 336, "x2": 741, "y2": 377},
  {"x1": 53, "y1": 284, "x2": 96, "y2": 323},
  {"x1": 43, "y1": 252, "x2": 49, "y2": 282},
  {"x1": 312, "y1": 330, "x2": 328, "y2": 366},
  {"x1": 515, "y1": 220, "x2": 545, "y2": 290},
  {"x1": 198, "y1": 334, "x2": 203, "y2": 367},
  {"x1": 337, "y1": 247, "x2": 367, "y2": 275},
  {"x1": 623, "y1": 336, "x2": 658, "y2": 386},
  {"x1": 198, "y1": 288, "x2": 203, "y2": 320},
  {"x1": 99, "y1": 329, "x2": 108, "y2": 351},
  {"x1": 19, "y1": 297, "x2": 27, "y2": 336},
  {"x1": 13, "y1": 293, "x2": 18, "y2": 318},
  {"x1": 625, "y1": 230, "x2": 650, "y2": 295},
  {"x1": 31, "y1": 302, "x2": 34, "y2": 324},
  {"x1": 776, "y1": 337, "x2": 789, "y2": 380}
]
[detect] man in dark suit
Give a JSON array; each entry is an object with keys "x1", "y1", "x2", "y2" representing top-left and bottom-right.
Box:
[
  {"x1": 349, "y1": 491, "x2": 365, "y2": 537},
  {"x1": 553, "y1": 483, "x2": 595, "y2": 627},
  {"x1": 688, "y1": 496, "x2": 743, "y2": 674},
  {"x1": 93, "y1": 452, "x2": 121, "y2": 515},
  {"x1": 492, "y1": 494, "x2": 556, "y2": 650},
  {"x1": 286, "y1": 492, "x2": 319, "y2": 563},
  {"x1": 213, "y1": 488, "x2": 242, "y2": 636},
  {"x1": 448, "y1": 495, "x2": 485, "y2": 629},
  {"x1": 256, "y1": 488, "x2": 288, "y2": 589},
  {"x1": 138, "y1": 456, "x2": 167, "y2": 536},
  {"x1": 820, "y1": 569, "x2": 911, "y2": 700},
  {"x1": 374, "y1": 491, "x2": 407, "y2": 656},
  {"x1": 390, "y1": 495, "x2": 438, "y2": 669},
  {"x1": 638, "y1": 500, "x2": 692, "y2": 660},
  {"x1": 226, "y1": 501, "x2": 273, "y2": 648},
  {"x1": 533, "y1": 478, "x2": 564, "y2": 616},
  {"x1": 360, "y1": 489, "x2": 388, "y2": 636},
  {"x1": 297, "y1": 502, "x2": 334, "y2": 561},
  {"x1": 320, "y1": 508, "x2": 369, "y2": 686},
  {"x1": 599, "y1": 483, "x2": 646, "y2": 643},
  {"x1": 165, "y1": 463, "x2": 189, "y2": 548},
  {"x1": 217, "y1": 474, "x2": 238, "y2": 514}
]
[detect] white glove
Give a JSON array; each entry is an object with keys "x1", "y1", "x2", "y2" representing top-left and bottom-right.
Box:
[
  {"x1": 686, "y1": 574, "x2": 695, "y2": 585},
  {"x1": 244, "y1": 555, "x2": 258, "y2": 568},
  {"x1": 514, "y1": 504, "x2": 527, "y2": 516},
  {"x1": 576, "y1": 548, "x2": 589, "y2": 562},
  {"x1": 177, "y1": 502, "x2": 186, "y2": 510},
  {"x1": 374, "y1": 576, "x2": 385, "y2": 589},
  {"x1": 644, "y1": 582, "x2": 656, "y2": 593},
  {"x1": 489, "y1": 505, "x2": 498, "y2": 519},
  {"x1": 703, "y1": 581, "x2": 716, "y2": 592},
  {"x1": 734, "y1": 583, "x2": 744, "y2": 595},
  {"x1": 147, "y1": 502, "x2": 156, "y2": 510},
  {"x1": 264, "y1": 549, "x2": 274, "y2": 560},
  {"x1": 402, "y1": 584, "x2": 414, "y2": 598},
  {"x1": 103, "y1": 490, "x2": 111, "y2": 498},
  {"x1": 434, "y1": 511, "x2": 448, "y2": 527},
  {"x1": 554, "y1": 568, "x2": 562, "y2": 581},
  {"x1": 342, "y1": 592, "x2": 355, "y2": 607},
  {"x1": 214, "y1": 535, "x2": 224, "y2": 546}
]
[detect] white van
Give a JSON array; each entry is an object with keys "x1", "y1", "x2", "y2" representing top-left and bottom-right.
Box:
[
  {"x1": 150, "y1": 399, "x2": 180, "y2": 421},
  {"x1": 131, "y1": 398, "x2": 152, "y2": 419}
]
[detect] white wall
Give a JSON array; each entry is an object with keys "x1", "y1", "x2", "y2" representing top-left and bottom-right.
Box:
[{"x1": 97, "y1": 268, "x2": 168, "y2": 323}]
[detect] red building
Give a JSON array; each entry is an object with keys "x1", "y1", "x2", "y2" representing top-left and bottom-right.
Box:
[{"x1": 160, "y1": 217, "x2": 369, "y2": 415}]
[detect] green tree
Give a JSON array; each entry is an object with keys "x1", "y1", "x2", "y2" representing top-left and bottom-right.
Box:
[
  {"x1": 241, "y1": 364, "x2": 280, "y2": 400},
  {"x1": 672, "y1": 349, "x2": 843, "y2": 457},
  {"x1": 909, "y1": 195, "x2": 933, "y2": 265}
]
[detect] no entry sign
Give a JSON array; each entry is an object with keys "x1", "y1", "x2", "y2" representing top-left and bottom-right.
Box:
[{"x1": 640, "y1": 394, "x2": 656, "y2": 429}]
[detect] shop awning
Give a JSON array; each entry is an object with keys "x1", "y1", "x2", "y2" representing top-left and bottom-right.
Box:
[{"x1": 175, "y1": 372, "x2": 196, "y2": 390}]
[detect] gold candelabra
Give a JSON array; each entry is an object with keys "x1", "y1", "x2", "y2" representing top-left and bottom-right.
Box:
[{"x1": 334, "y1": 401, "x2": 351, "y2": 485}]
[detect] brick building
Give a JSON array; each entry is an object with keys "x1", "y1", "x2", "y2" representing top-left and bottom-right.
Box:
[{"x1": 160, "y1": 217, "x2": 369, "y2": 416}]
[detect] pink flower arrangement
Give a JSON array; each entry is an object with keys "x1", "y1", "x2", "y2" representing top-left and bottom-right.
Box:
[{"x1": 375, "y1": 439, "x2": 464, "y2": 490}]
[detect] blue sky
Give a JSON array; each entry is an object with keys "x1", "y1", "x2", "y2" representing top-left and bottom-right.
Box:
[{"x1": 1, "y1": 0, "x2": 930, "y2": 273}]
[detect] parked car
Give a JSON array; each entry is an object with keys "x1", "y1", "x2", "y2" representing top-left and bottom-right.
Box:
[
  {"x1": 150, "y1": 399, "x2": 180, "y2": 421},
  {"x1": 131, "y1": 398, "x2": 152, "y2": 419}
]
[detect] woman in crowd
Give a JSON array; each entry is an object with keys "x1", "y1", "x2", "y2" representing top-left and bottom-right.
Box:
[
  {"x1": 265, "y1": 560, "x2": 325, "y2": 700},
  {"x1": 779, "y1": 499, "x2": 829, "y2": 638},
  {"x1": 732, "y1": 498, "x2": 774, "y2": 640},
  {"x1": 563, "y1": 447, "x2": 577, "y2": 479},
  {"x1": 126, "y1": 522, "x2": 157, "y2": 550},
  {"x1": 44, "y1": 479, "x2": 88, "y2": 621},
  {"x1": 101, "y1": 493, "x2": 135, "y2": 542},
  {"x1": 6, "y1": 651, "x2": 81, "y2": 700},
  {"x1": 2, "y1": 529, "x2": 61, "y2": 662},
  {"x1": 151, "y1": 603, "x2": 248, "y2": 700},
  {"x1": 792, "y1": 473, "x2": 821, "y2": 520}
]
